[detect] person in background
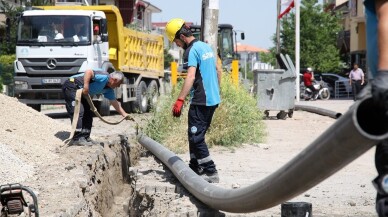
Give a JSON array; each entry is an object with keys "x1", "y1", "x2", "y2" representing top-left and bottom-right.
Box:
[
  {"x1": 303, "y1": 67, "x2": 318, "y2": 100},
  {"x1": 165, "y1": 18, "x2": 221, "y2": 183},
  {"x1": 364, "y1": 0, "x2": 388, "y2": 216},
  {"x1": 349, "y1": 63, "x2": 365, "y2": 101},
  {"x1": 62, "y1": 69, "x2": 132, "y2": 146},
  {"x1": 38, "y1": 19, "x2": 64, "y2": 41}
]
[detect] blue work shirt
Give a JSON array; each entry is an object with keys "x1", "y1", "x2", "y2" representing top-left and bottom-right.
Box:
[
  {"x1": 71, "y1": 71, "x2": 115, "y2": 100},
  {"x1": 183, "y1": 39, "x2": 221, "y2": 106}
]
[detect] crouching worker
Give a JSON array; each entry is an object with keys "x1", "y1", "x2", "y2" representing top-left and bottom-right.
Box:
[{"x1": 62, "y1": 69, "x2": 131, "y2": 146}]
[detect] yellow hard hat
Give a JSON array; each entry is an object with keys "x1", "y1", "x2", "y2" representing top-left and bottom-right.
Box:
[{"x1": 165, "y1": 18, "x2": 185, "y2": 42}]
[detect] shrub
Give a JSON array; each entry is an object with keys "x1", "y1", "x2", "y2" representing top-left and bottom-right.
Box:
[{"x1": 0, "y1": 54, "x2": 15, "y2": 93}]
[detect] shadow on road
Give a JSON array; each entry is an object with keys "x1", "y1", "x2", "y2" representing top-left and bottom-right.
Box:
[{"x1": 44, "y1": 109, "x2": 119, "y2": 119}]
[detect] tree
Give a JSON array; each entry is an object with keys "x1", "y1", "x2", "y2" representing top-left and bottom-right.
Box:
[
  {"x1": 0, "y1": 0, "x2": 53, "y2": 55},
  {"x1": 274, "y1": 0, "x2": 342, "y2": 73},
  {"x1": 260, "y1": 49, "x2": 277, "y2": 67},
  {"x1": 0, "y1": 0, "x2": 24, "y2": 55},
  {"x1": 0, "y1": 0, "x2": 53, "y2": 93}
]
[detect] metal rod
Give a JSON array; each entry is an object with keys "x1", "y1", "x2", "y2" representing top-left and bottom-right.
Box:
[{"x1": 138, "y1": 97, "x2": 388, "y2": 213}]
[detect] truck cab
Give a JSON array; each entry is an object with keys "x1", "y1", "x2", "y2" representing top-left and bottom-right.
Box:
[{"x1": 14, "y1": 9, "x2": 110, "y2": 111}]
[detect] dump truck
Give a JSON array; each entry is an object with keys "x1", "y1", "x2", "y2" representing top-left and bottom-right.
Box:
[{"x1": 13, "y1": 5, "x2": 164, "y2": 115}]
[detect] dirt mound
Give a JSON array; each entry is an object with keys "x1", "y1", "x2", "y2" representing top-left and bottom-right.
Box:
[
  {"x1": 0, "y1": 94, "x2": 69, "y2": 184},
  {"x1": 0, "y1": 94, "x2": 133, "y2": 216}
]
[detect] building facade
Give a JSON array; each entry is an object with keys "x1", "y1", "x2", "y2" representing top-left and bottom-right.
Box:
[{"x1": 329, "y1": 0, "x2": 367, "y2": 74}]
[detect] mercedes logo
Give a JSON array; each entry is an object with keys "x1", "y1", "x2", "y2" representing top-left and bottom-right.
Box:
[{"x1": 46, "y1": 58, "x2": 57, "y2": 70}]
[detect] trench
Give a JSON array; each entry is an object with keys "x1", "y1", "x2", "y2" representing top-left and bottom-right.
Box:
[
  {"x1": 77, "y1": 133, "x2": 219, "y2": 216},
  {"x1": 74, "y1": 134, "x2": 139, "y2": 216}
]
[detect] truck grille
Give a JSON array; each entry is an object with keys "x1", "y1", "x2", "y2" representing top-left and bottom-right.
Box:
[{"x1": 18, "y1": 58, "x2": 86, "y2": 75}]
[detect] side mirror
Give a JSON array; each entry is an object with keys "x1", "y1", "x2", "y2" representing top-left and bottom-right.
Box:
[{"x1": 241, "y1": 32, "x2": 245, "y2": 40}]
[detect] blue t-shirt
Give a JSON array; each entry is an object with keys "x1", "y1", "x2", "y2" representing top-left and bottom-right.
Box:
[
  {"x1": 71, "y1": 71, "x2": 115, "y2": 100},
  {"x1": 183, "y1": 39, "x2": 221, "y2": 106},
  {"x1": 364, "y1": 0, "x2": 378, "y2": 78}
]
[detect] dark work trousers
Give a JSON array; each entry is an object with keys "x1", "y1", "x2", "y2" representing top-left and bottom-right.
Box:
[
  {"x1": 62, "y1": 80, "x2": 93, "y2": 140},
  {"x1": 375, "y1": 139, "x2": 388, "y2": 201},
  {"x1": 188, "y1": 104, "x2": 218, "y2": 174},
  {"x1": 352, "y1": 80, "x2": 362, "y2": 100},
  {"x1": 306, "y1": 85, "x2": 318, "y2": 99}
]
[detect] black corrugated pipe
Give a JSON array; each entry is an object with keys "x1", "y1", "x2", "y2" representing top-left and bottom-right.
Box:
[
  {"x1": 138, "y1": 97, "x2": 388, "y2": 213},
  {"x1": 295, "y1": 104, "x2": 342, "y2": 119}
]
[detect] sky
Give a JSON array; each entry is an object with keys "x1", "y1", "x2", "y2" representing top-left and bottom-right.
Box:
[{"x1": 150, "y1": 0, "x2": 278, "y2": 50}]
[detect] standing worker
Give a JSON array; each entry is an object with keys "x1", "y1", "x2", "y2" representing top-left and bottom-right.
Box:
[
  {"x1": 165, "y1": 18, "x2": 221, "y2": 183},
  {"x1": 62, "y1": 69, "x2": 132, "y2": 146},
  {"x1": 349, "y1": 63, "x2": 365, "y2": 101},
  {"x1": 365, "y1": 0, "x2": 388, "y2": 216}
]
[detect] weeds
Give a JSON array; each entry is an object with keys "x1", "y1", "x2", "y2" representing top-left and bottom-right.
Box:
[{"x1": 144, "y1": 76, "x2": 267, "y2": 153}]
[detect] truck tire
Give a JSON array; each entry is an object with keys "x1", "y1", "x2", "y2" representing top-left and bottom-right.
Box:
[
  {"x1": 132, "y1": 81, "x2": 148, "y2": 113},
  {"x1": 97, "y1": 97, "x2": 111, "y2": 116},
  {"x1": 27, "y1": 104, "x2": 41, "y2": 112},
  {"x1": 122, "y1": 101, "x2": 133, "y2": 113},
  {"x1": 147, "y1": 80, "x2": 159, "y2": 111}
]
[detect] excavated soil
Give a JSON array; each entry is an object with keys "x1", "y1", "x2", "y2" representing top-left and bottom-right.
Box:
[
  {"x1": 0, "y1": 93, "x2": 380, "y2": 217},
  {"x1": 0, "y1": 94, "x2": 142, "y2": 216}
]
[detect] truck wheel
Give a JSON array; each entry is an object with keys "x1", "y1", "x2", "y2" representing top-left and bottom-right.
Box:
[
  {"x1": 147, "y1": 80, "x2": 159, "y2": 111},
  {"x1": 132, "y1": 81, "x2": 148, "y2": 113},
  {"x1": 98, "y1": 97, "x2": 111, "y2": 116},
  {"x1": 122, "y1": 101, "x2": 133, "y2": 113},
  {"x1": 27, "y1": 104, "x2": 41, "y2": 112}
]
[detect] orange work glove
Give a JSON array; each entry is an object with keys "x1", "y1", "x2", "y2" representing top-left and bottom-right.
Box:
[{"x1": 172, "y1": 98, "x2": 184, "y2": 117}]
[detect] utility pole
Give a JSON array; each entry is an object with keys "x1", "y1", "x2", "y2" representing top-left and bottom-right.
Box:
[
  {"x1": 276, "y1": 0, "x2": 281, "y2": 69},
  {"x1": 276, "y1": 0, "x2": 281, "y2": 54},
  {"x1": 201, "y1": 0, "x2": 219, "y2": 57},
  {"x1": 295, "y1": 0, "x2": 300, "y2": 102}
]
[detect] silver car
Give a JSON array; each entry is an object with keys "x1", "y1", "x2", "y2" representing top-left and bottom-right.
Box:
[{"x1": 320, "y1": 73, "x2": 352, "y2": 94}]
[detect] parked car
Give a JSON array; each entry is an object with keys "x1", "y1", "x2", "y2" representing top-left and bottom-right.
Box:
[{"x1": 319, "y1": 73, "x2": 352, "y2": 94}]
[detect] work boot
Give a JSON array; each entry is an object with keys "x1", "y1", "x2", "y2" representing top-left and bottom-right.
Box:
[
  {"x1": 85, "y1": 137, "x2": 101, "y2": 145},
  {"x1": 201, "y1": 172, "x2": 219, "y2": 183},
  {"x1": 189, "y1": 164, "x2": 203, "y2": 175},
  {"x1": 71, "y1": 137, "x2": 93, "y2": 146}
]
